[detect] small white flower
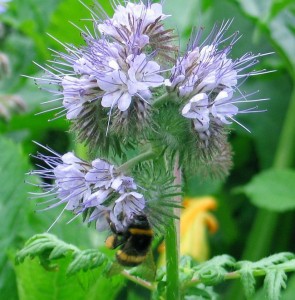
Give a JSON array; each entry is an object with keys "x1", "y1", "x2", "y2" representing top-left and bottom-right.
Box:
[
  {"x1": 211, "y1": 89, "x2": 238, "y2": 124},
  {"x1": 62, "y1": 75, "x2": 99, "y2": 119},
  {"x1": 85, "y1": 158, "x2": 114, "y2": 189},
  {"x1": 182, "y1": 93, "x2": 210, "y2": 132},
  {"x1": 97, "y1": 53, "x2": 164, "y2": 112},
  {"x1": 111, "y1": 175, "x2": 137, "y2": 193},
  {"x1": 83, "y1": 189, "x2": 113, "y2": 207}
]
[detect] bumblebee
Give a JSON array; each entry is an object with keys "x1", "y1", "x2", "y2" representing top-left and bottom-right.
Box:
[{"x1": 105, "y1": 214, "x2": 153, "y2": 266}]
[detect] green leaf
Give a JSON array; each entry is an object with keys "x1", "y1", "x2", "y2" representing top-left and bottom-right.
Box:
[
  {"x1": 48, "y1": 0, "x2": 113, "y2": 49},
  {"x1": 237, "y1": 0, "x2": 295, "y2": 74},
  {"x1": 16, "y1": 233, "x2": 78, "y2": 264},
  {"x1": 242, "y1": 169, "x2": 295, "y2": 211},
  {"x1": 15, "y1": 234, "x2": 124, "y2": 299},
  {"x1": 236, "y1": 0, "x2": 273, "y2": 21},
  {"x1": 67, "y1": 249, "x2": 111, "y2": 276},
  {"x1": 236, "y1": 253, "x2": 295, "y2": 299},
  {"x1": 14, "y1": 256, "x2": 123, "y2": 300},
  {"x1": 264, "y1": 269, "x2": 288, "y2": 300},
  {"x1": 281, "y1": 273, "x2": 295, "y2": 300},
  {"x1": 16, "y1": 233, "x2": 114, "y2": 277},
  {"x1": 252, "y1": 253, "x2": 295, "y2": 269},
  {"x1": 0, "y1": 136, "x2": 30, "y2": 299},
  {"x1": 238, "y1": 262, "x2": 256, "y2": 299},
  {"x1": 269, "y1": 3, "x2": 295, "y2": 74}
]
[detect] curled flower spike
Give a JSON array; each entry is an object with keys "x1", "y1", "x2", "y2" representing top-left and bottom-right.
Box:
[
  {"x1": 28, "y1": 143, "x2": 146, "y2": 232},
  {"x1": 96, "y1": 1, "x2": 176, "y2": 59},
  {"x1": 166, "y1": 20, "x2": 271, "y2": 142}
]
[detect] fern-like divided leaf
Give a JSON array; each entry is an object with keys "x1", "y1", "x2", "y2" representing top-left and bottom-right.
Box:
[
  {"x1": 264, "y1": 269, "x2": 287, "y2": 300},
  {"x1": 237, "y1": 262, "x2": 256, "y2": 299},
  {"x1": 16, "y1": 233, "x2": 112, "y2": 277},
  {"x1": 15, "y1": 233, "x2": 79, "y2": 263},
  {"x1": 179, "y1": 252, "x2": 295, "y2": 300},
  {"x1": 67, "y1": 249, "x2": 111, "y2": 276},
  {"x1": 236, "y1": 252, "x2": 295, "y2": 300}
]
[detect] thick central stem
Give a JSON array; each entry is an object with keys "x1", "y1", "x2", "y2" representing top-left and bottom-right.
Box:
[
  {"x1": 165, "y1": 155, "x2": 181, "y2": 300},
  {"x1": 166, "y1": 219, "x2": 180, "y2": 300}
]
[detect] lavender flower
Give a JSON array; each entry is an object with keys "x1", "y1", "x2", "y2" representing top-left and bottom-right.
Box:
[
  {"x1": 85, "y1": 158, "x2": 114, "y2": 189},
  {"x1": 181, "y1": 93, "x2": 210, "y2": 134},
  {"x1": 30, "y1": 149, "x2": 91, "y2": 215},
  {"x1": 166, "y1": 20, "x2": 270, "y2": 141},
  {"x1": 97, "y1": 53, "x2": 164, "y2": 112},
  {"x1": 97, "y1": 1, "x2": 174, "y2": 58},
  {"x1": 61, "y1": 75, "x2": 100, "y2": 120},
  {"x1": 29, "y1": 144, "x2": 147, "y2": 231},
  {"x1": 110, "y1": 192, "x2": 145, "y2": 231}
]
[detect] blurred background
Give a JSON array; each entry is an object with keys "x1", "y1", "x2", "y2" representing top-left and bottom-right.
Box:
[{"x1": 0, "y1": 0, "x2": 294, "y2": 299}]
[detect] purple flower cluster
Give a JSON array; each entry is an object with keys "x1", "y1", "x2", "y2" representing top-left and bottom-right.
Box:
[
  {"x1": 31, "y1": 1, "x2": 271, "y2": 232},
  {"x1": 30, "y1": 145, "x2": 145, "y2": 231},
  {"x1": 38, "y1": 1, "x2": 173, "y2": 131},
  {"x1": 166, "y1": 21, "x2": 269, "y2": 141},
  {"x1": 36, "y1": 2, "x2": 269, "y2": 145}
]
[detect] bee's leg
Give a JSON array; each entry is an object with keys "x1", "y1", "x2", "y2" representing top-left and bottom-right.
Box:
[{"x1": 104, "y1": 212, "x2": 118, "y2": 234}]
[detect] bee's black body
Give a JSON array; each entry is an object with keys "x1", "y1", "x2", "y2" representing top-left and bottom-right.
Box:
[{"x1": 105, "y1": 215, "x2": 153, "y2": 266}]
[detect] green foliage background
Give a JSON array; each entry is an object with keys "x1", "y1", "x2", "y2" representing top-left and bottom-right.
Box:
[{"x1": 0, "y1": 0, "x2": 294, "y2": 299}]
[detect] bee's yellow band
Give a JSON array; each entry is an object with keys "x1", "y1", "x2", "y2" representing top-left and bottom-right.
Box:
[
  {"x1": 117, "y1": 250, "x2": 146, "y2": 264},
  {"x1": 128, "y1": 228, "x2": 153, "y2": 236}
]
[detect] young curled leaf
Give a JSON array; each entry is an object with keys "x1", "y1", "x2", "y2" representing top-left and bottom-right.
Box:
[{"x1": 191, "y1": 255, "x2": 236, "y2": 285}]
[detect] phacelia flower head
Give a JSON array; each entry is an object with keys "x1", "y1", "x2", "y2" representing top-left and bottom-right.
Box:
[
  {"x1": 166, "y1": 20, "x2": 270, "y2": 142},
  {"x1": 36, "y1": 0, "x2": 176, "y2": 149},
  {"x1": 29, "y1": 143, "x2": 147, "y2": 232}
]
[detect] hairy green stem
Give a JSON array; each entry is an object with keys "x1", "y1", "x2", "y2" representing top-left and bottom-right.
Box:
[
  {"x1": 152, "y1": 92, "x2": 176, "y2": 108},
  {"x1": 165, "y1": 156, "x2": 181, "y2": 300},
  {"x1": 121, "y1": 270, "x2": 155, "y2": 291},
  {"x1": 116, "y1": 147, "x2": 154, "y2": 173},
  {"x1": 166, "y1": 218, "x2": 180, "y2": 300}
]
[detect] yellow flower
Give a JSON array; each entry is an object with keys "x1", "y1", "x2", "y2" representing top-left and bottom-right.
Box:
[
  {"x1": 180, "y1": 196, "x2": 218, "y2": 262},
  {"x1": 158, "y1": 196, "x2": 218, "y2": 264}
]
